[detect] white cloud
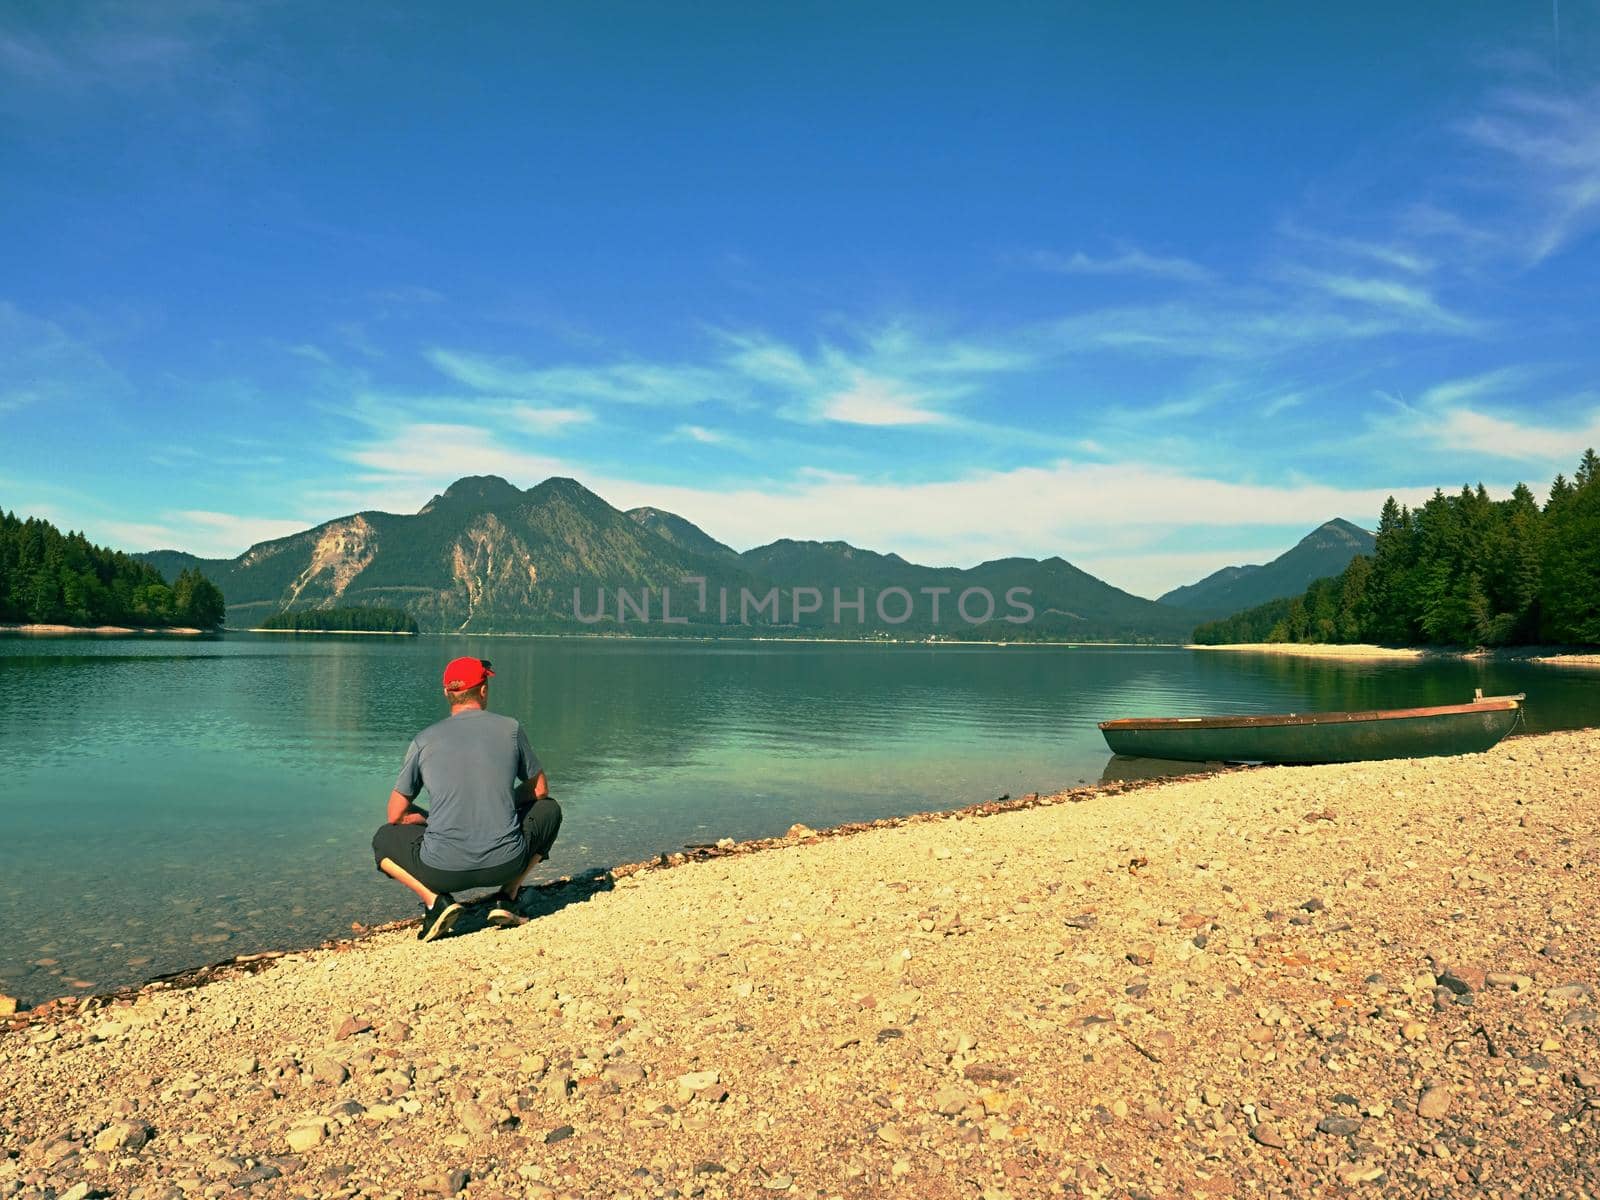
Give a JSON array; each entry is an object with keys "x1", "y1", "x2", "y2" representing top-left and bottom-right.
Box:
[
  {"x1": 1431, "y1": 407, "x2": 1600, "y2": 464},
  {"x1": 1027, "y1": 247, "x2": 1213, "y2": 283},
  {"x1": 589, "y1": 459, "x2": 1445, "y2": 596},
  {"x1": 509, "y1": 404, "x2": 593, "y2": 434},
  {"x1": 818, "y1": 375, "x2": 949, "y2": 426}
]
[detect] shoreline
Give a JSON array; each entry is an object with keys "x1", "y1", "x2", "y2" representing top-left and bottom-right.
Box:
[
  {"x1": 0, "y1": 623, "x2": 208, "y2": 637},
  {"x1": 2, "y1": 767, "x2": 1228, "y2": 1018},
  {"x1": 4, "y1": 729, "x2": 1598, "y2": 1197},
  {"x1": 245, "y1": 628, "x2": 418, "y2": 636},
  {"x1": 1190, "y1": 641, "x2": 1600, "y2": 668}
]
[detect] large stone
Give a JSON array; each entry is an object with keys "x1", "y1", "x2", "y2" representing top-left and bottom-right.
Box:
[
  {"x1": 1250, "y1": 1122, "x2": 1287, "y2": 1149},
  {"x1": 1417, "y1": 1086, "x2": 1452, "y2": 1120},
  {"x1": 285, "y1": 1123, "x2": 326, "y2": 1152},
  {"x1": 1437, "y1": 967, "x2": 1485, "y2": 995},
  {"x1": 93, "y1": 1120, "x2": 153, "y2": 1153}
]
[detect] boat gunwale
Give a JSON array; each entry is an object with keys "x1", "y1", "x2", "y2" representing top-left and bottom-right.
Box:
[{"x1": 1097, "y1": 698, "x2": 1520, "y2": 733}]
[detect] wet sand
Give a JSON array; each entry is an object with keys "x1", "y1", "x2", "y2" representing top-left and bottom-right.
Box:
[{"x1": 2, "y1": 729, "x2": 1598, "y2": 1198}]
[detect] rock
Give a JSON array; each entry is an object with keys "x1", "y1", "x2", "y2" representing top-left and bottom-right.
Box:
[
  {"x1": 1485, "y1": 971, "x2": 1519, "y2": 989},
  {"x1": 544, "y1": 1125, "x2": 575, "y2": 1144},
  {"x1": 309, "y1": 1057, "x2": 348, "y2": 1086},
  {"x1": 603, "y1": 1062, "x2": 646, "y2": 1087},
  {"x1": 422, "y1": 1169, "x2": 470, "y2": 1195},
  {"x1": 455, "y1": 1102, "x2": 496, "y2": 1136},
  {"x1": 1562, "y1": 1007, "x2": 1598, "y2": 1028},
  {"x1": 333, "y1": 1016, "x2": 372, "y2": 1041},
  {"x1": 1250, "y1": 1122, "x2": 1287, "y2": 1149},
  {"x1": 1546, "y1": 983, "x2": 1592, "y2": 1002},
  {"x1": 785, "y1": 823, "x2": 814, "y2": 839},
  {"x1": 285, "y1": 1123, "x2": 326, "y2": 1152},
  {"x1": 1417, "y1": 1085, "x2": 1452, "y2": 1120},
  {"x1": 1572, "y1": 1069, "x2": 1600, "y2": 1089},
  {"x1": 1437, "y1": 967, "x2": 1485, "y2": 995},
  {"x1": 1337, "y1": 1163, "x2": 1385, "y2": 1184},
  {"x1": 1401, "y1": 1020, "x2": 1428, "y2": 1042},
  {"x1": 1064, "y1": 913, "x2": 1098, "y2": 930},
  {"x1": 235, "y1": 1055, "x2": 259, "y2": 1076},
  {"x1": 934, "y1": 1087, "x2": 971, "y2": 1116},
  {"x1": 1317, "y1": 1114, "x2": 1363, "y2": 1136},
  {"x1": 381, "y1": 1020, "x2": 412, "y2": 1043},
  {"x1": 0, "y1": 993, "x2": 19, "y2": 1016},
  {"x1": 677, "y1": 1069, "x2": 720, "y2": 1090},
  {"x1": 59, "y1": 1184, "x2": 91, "y2": 1200},
  {"x1": 93, "y1": 1120, "x2": 153, "y2": 1153},
  {"x1": 1126, "y1": 942, "x2": 1155, "y2": 966},
  {"x1": 1300, "y1": 897, "x2": 1326, "y2": 912}
]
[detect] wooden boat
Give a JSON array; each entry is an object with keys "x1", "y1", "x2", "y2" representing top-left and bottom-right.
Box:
[{"x1": 1098, "y1": 691, "x2": 1524, "y2": 765}]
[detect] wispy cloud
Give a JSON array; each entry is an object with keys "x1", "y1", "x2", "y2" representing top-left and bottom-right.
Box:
[
  {"x1": 99, "y1": 509, "x2": 308, "y2": 556},
  {"x1": 1026, "y1": 247, "x2": 1214, "y2": 283},
  {"x1": 427, "y1": 348, "x2": 729, "y2": 407},
  {"x1": 1456, "y1": 83, "x2": 1600, "y2": 263},
  {"x1": 672, "y1": 424, "x2": 751, "y2": 452},
  {"x1": 1284, "y1": 269, "x2": 1482, "y2": 332}
]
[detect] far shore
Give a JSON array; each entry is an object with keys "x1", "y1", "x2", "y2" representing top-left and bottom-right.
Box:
[
  {"x1": 1190, "y1": 641, "x2": 1600, "y2": 669},
  {"x1": 0, "y1": 623, "x2": 207, "y2": 637},
  {"x1": 245, "y1": 627, "x2": 417, "y2": 636}
]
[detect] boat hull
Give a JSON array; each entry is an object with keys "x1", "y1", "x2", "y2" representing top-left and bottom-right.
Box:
[{"x1": 1098, "y1": 699, "x2": 1521, "y2": 765}]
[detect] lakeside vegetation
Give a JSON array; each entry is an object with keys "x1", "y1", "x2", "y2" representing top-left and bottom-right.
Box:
[
  {"x1": 257, "y1": 606, "x2": 419, "y2": 633},
  {"x1": 0, "y1": 511, "x2": 226, "y2": 630},
  {"x1": 1195, "y1": 450, "x2": 1600, "y2": 648}
]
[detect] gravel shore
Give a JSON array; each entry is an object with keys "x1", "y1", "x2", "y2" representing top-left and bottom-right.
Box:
[{"x1": 3, "y1": 729, "x2": 1598, "y2": 1199}]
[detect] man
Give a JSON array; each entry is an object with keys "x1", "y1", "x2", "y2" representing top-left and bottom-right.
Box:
[{"x1": 372, "y1": 656, "x2": 562, "y2": 941}]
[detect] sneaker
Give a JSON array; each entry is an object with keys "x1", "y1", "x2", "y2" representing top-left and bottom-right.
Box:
[
  {"x1": 418, "y1": 893, "x2": 463, "y2": 942},
  {"x1": 486, "y1": 892, "x2": 520, "y2": 927}
]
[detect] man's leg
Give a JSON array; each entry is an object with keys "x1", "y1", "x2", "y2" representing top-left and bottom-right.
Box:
[
  {"x1": 377, "y1": 856, "x2": 439, "y2": 908},
  {"x1": 372, "y1": 824, "x2": 463, "y2": 941},
  {"x1": 500, "y1": 796, "x2": 563, "y2": 902}
]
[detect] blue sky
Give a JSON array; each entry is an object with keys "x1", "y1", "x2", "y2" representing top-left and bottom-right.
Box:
[{"x1": 3, "y1": 2, "x2": 1598, "y2": 598}]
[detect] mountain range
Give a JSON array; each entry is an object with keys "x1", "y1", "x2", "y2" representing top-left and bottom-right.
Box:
[{"x1": 135, "y1": 476, "x2": 1372, "y2": 641}]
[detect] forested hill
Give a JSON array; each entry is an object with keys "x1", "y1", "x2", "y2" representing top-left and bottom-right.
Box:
[
  {"x1": 1193, "y1": 450, "x2": 1600, "y2": 647},
  {"x1": 0, "y1": 510, "x2": 227, "y2": 629}
]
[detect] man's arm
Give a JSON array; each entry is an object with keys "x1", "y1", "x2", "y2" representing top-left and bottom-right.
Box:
[
  {"x1": 514, "y1": 771, "x2": 548, "y2": 806},
  {"x1": 387, "y1": 789, "x2": 428, "y2": 825}
]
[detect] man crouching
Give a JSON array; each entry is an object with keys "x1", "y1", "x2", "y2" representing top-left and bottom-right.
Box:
[{"x1": 372, "y1": 656, "x2": 562, "y2": 941}]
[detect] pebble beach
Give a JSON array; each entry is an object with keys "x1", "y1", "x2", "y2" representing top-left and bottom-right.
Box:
[{"x1": 3, "y1": 728, "x2": 1598, "y2": 1200}]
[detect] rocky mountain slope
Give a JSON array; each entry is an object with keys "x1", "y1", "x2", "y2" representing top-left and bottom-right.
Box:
[{"x1": 1158, "y1": 519, "x2": 1376, "y2": 616}]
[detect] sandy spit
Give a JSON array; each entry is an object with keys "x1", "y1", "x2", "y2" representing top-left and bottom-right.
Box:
[
  {"x1": 3, "y1": 730, "x2": 1599, "y2": 1199},
  {"x1": 1191, "y1": 642, "x2": 1600, "y2": 669}
]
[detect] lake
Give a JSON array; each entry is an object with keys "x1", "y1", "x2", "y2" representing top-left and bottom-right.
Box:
[{"x1": 2, "y1": 634, "x2": 1597, "y2": 1003}]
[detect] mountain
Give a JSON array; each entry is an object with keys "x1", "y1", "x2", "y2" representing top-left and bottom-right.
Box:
[
  {"x1": 133, "y1": 475, "x2": 1205, "y2": 640},
  {"x1": 626, "y1": 506, "x2": 739, "y2": 561},
  {"x1": 1157, "y1": 518, "x2": 1376, "y2": 616}
]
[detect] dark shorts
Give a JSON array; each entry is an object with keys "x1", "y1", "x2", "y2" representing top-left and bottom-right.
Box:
[{"x1": 371, "y1": 796, "x2": 563, "y2": 895}]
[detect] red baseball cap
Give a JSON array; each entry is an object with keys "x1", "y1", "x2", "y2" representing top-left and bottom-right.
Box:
[{"x1": 442, "y1": 657, "x2": 494, "y2": 690}]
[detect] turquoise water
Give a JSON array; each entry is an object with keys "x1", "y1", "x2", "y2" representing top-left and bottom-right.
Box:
[{"x1": 2, "y1": 634, "x2": 1596, "y2": 1002}]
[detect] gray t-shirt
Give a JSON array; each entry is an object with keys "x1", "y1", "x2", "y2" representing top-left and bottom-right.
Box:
[{"x1": 393, "y1": 709, "x2": 542, "y2": 873}]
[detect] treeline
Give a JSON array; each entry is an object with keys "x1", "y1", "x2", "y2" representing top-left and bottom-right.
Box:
[
  {"x1": 258, "y1": 606, "x2": 418, "y2": 633},
  {"x1": 1195, "y1": 450, "x2": 1600, "y2": 647},
  {"x1": 0, "y1": 510, "x2": 226, "y2": 629}
]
